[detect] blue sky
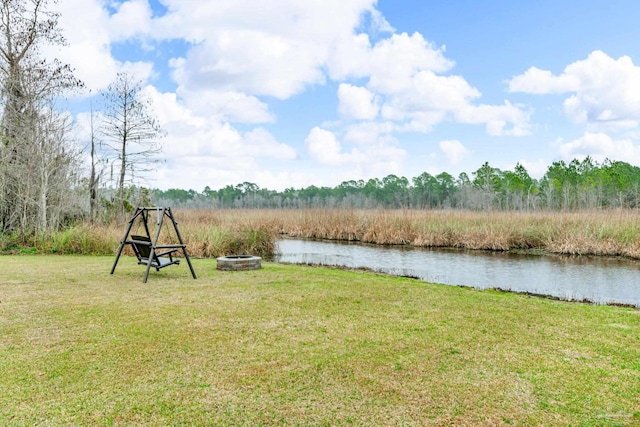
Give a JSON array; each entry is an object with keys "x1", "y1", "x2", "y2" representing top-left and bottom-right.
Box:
[{"x1": 54, "y1": 0, "x2": 640, "y2": 190}]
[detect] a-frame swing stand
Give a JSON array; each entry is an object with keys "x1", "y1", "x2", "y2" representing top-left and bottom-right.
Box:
[{"x1": 110, "y1": 207, "x2": 197, "y2": 283}]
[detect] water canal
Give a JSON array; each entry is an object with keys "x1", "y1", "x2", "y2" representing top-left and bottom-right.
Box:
[{"x1": 275, "y1": 239, "x2": 640, "y2": 307}]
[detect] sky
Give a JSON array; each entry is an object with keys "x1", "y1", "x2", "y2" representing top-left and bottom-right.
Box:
[{"x1": 52, "y1": 0, "x2": 640, "y2": 191}]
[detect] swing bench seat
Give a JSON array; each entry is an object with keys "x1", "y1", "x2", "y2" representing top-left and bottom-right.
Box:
[{"x1": 130, "y1": 235, "x2": 180, "y2": 271}]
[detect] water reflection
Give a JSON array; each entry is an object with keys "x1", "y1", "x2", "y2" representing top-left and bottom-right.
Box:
[{"x1": 276, "y1": 239, "x2": 640, "y2": 307}]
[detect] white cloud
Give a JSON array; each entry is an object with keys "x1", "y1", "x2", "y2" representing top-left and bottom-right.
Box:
[
  {"x1": 369, "y1": 8, "x2": 395, "y2": 33},
  {"x1": 455, "y1": 102, "x2": 531, "y2": 136},
  {"x1": 329, "y1": 31, "x2": 529, "y2": 136},
  {"x1": 151, "y1": 0, "x2": 380, "y2": 43},
  {"x1": 157, "y1": 119, "x2": 294, "y2": 165},
  {"x1": 372, "y1": 69, "x2": 530, "y2": 135},
  {"x1": 153, "y1": 0, "x2": 381, "y2": 99},
  {"x1": 306, "y1": 127, "x2": 352, "y2": 165},
  {"x1": 381, "y1": 71, "x2": 479, "y2": 118},
  {"x1": 50, "y1": 0, "x2": 118, "y2": 90},
  {"x1": 171, "y1": 30, "x2": 326, "y2": 99},
  {"x1": 121, "y1": 62, "x2": 156, "y2": 83},
  {"x1": 509, "y1": 50, "x2": 640, "y2": 127},
  {"x1": 143, "y1": 87, "x2": 205, "y2": 129},
  {"x1": 203, "y1": 91, "x2": 274, "y2": 124},
  {"x1": 439, "y1": 140, "x2": 469, "y2": 165},
  {"x1": 337, "y1": 84, "x2": 379, "y2": 120},
  {"x1": 330, "y1": 32, "x2": 454, "y2": 86},
  {"x1": 108, "y1": 0, "x2": 153, "y2": 42},
  {"x1": 508, "y1": 67, "x2": 580, "y2": 94},
  {"x1": 305, "y1": 127, "x2": 405, "y2": 177},
  {"x1": 327, "y1": 33, "x2": 374, "y2": 81},
  {"x1": 149, "y1": 2, "x2": 527, "y2": 137},
  {"x1": 243, "y1": 128, "x2": 297, "y2": 160},
  {"x1": 558, "y1": 132, "x2": 640, "y2": 163},
  {"x1": 343, "y1": 121, "x2": 395, "y2": 145},
  {"x1": 49, "y1": 0, "x2": 162, "y2": 92},
  {"x1": 180, "y1": 89, "x2": 274, "y2": 124},
  {"x1": 167, "y1": 56, "x2": 273, "y2": 123},
  {"x1": 136, "y1": 86, "x2": 297, "y2": 190}
]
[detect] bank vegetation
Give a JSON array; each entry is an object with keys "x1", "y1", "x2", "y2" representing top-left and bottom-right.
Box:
[{"x1": 6, "y1": 208, "x2": 640, "y2": 260}]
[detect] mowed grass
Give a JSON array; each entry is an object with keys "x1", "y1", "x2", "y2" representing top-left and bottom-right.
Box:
[{"x1": 1, "y1": 256, "x2": 639, "y2": 426}]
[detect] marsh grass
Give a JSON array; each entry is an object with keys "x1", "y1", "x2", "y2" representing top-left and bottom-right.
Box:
[
  {"x1": 224, "y1": 208, "x2": 640, "y2": 258},
  {"x1": 16, "y1": 211, "x2": 278, "y2": 258},
  {"x1": 1, "y1": 256, "x2": 639, "y2": 425},
  {"x1": 12, "y1": 208, "x2": 640, "y2": 259}
]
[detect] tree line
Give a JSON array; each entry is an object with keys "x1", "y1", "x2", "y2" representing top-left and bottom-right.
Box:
[{"x1": 152, "y1": 157, "x2": 640, "y2": 211}]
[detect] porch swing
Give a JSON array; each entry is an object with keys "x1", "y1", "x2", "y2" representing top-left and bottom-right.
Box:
[{"x1": 110, "y1": 207, "x2": 197, "y2": 283}]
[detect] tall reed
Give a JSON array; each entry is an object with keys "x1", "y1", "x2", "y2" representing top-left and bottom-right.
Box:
[
  {"x1": 16, "y1": 208, "x2": 640, "y2": 259},
  {"x1": 169, "y1": 208, "x2": 640, "y2": 259},
  {"x1": 25, "y1": 210, "x2": 277, "y2": 258},
  {"x1": 209, "y1": 208, "x2": 640, "y2": 259}
]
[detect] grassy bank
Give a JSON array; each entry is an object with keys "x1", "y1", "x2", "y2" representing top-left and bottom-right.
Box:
[
  {"x1": 272, "y1": 209, "x2": 640, "y2": 258},
  {"x1": 5, "y1": 211, "x2": 278, "y2": 258},
  {"x1": 1, "y1": 255, "x2": 639, "y2": 425},
  {"x1": 7, "y1": 208, "x2": 640, "y2": 259},
  {"x1": 157, "y1": 208, "x2": 640, "y2": 259}
]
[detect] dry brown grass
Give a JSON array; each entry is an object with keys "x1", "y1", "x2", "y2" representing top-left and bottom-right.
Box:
[
  {"x1": 176, "y1": 208, "x2": 640, "y2": 258},
  {"x1": 23, "y1": 208, "x2": 640, "y2": 259},
  {"x1": 20, "y1": 209, "x2": 278, "y2": 258}
]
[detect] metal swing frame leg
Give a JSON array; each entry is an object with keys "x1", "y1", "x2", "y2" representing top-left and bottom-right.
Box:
[
  {"x1": 166, "y1": 207, "x2": 197, "y2": 280},
  {"x1": 110, "y1": 207, "x2": 144, "y2": 275}
]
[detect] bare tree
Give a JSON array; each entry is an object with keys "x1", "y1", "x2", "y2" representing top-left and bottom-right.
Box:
[
  {"x1": 0, "y1": 0, "x2": 82, "y2": 234},
  {"x1": 86, "y1": 101, "x2": 100, "y2": 223},
  {"x1": 100, "y1": 71, "x2": 164, "y2": 217},
  {"x1": 33, "y1": 106, "x2": 79, "y2": 232}
]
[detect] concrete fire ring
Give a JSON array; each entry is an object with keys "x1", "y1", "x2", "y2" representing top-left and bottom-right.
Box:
[{"x1": 216, "y1": 255, "x2": 262, "y2": 271}]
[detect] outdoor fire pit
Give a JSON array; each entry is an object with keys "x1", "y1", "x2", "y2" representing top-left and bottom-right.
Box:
[{"x1": 216, "y1": 255, "x2": 262, "y2": 271}]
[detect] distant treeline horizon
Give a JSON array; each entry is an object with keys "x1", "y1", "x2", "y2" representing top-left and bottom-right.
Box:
[{"x1": 151, "y1": 157, "x2": 640, "y2": 211}]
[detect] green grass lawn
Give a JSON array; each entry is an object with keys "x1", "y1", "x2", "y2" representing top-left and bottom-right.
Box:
[{"x1": 1, "y1": 255, "x2": 639, "y2": 426}]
